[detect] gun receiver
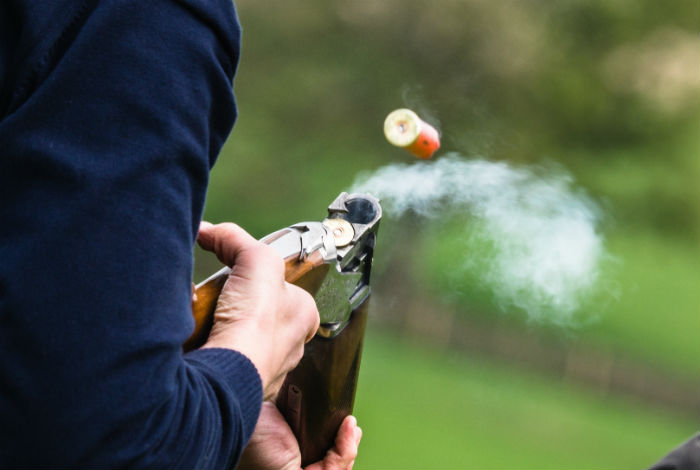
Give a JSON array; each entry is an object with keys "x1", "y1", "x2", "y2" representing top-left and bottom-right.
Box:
[{"x1": 186, "y1": 192, "x2": 381, "y2": 465}]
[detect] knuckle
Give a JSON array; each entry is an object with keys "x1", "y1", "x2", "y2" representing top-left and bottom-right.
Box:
[
  {"x1": 215, "y1": 222, "x2": 242, "y2": 241},
  {"x1": 284, "y1": 285, "x2": 319, "y2": 335},
  {"x1": 219, "y1": 222, "x2": 240, "y2": 231},
  {"x1": 248, "y1": 242, "x2": 284, "y2": 275},
  {"x1": 257, "y1": 242, "x2": 283, "y2": 263},
  {"x1": 267, "y1": 253, "x2": 286, "y2": 277},
  {"x1": 300, "y1": 284, "x2": 315, "y2": 303},
  {"x1": 297, "y1": 287, "x2": 319, "y2": 315},
  {"x1": 293, "y1": 345, "x2": 304, "y2": 364},
  {"x1": 302, "y1": 292, "x2": 320, "y2": 332}
]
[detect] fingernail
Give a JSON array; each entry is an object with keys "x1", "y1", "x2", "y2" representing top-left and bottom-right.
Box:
[
  {"x1": 197, "y1": 222, "x2": 214, "y2": 244},
  {"x1": 348, "y1": 415, "x2": 357, "y2": 427}
]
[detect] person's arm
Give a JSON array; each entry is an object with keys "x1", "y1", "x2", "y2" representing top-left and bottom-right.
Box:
[{"x1": 0, "y1": 1, "x2": 295, "y2": 468}]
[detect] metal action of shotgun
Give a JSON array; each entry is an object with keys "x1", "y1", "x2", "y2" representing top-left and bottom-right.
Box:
[{"x1": 185, "y1": 192, "x2": 382, "y2": 466}]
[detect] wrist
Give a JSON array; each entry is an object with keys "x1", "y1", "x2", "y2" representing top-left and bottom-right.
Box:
[{"x1": 201, "y1": 323, "x2": 273, "y2": 391}]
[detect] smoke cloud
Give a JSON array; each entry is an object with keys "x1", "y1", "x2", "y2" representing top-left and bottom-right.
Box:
[{"x1": 350, "y1": 153, "x2": 606, "y2": 326}]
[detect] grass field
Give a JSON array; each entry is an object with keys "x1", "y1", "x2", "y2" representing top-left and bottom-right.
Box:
[
  {"x1": 419, "y1": 224, "x2": 699, "y2": 382},
  {"x1": 354, "y1": 333, "x2": 696, "y2": 469}
]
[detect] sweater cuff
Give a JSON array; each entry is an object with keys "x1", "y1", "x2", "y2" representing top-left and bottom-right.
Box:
[{"x1": 184, "y1": 348, "x2": 263, "y2": 440}]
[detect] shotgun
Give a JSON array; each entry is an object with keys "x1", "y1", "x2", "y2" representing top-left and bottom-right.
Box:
[{"x1": 185, "y1": 192, "x2": 382, "y2": 465}]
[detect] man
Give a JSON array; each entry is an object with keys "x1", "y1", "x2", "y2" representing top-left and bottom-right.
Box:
[{"x1": 0, "y1": 0, "x2": 360, "y2": 468}]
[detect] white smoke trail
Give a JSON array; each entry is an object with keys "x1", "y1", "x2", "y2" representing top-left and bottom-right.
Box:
[{"x1": 350, "y1": 153, "x2": 606, "y2": 326}]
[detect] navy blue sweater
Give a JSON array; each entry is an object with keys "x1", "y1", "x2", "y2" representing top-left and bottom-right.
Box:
[{"x1": 0, "y1": 1, "x2": 262, "y2": 468}]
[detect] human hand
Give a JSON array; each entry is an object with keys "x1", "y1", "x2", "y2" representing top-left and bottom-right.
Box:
[
  {"x1": 197, "y1": 222, "x2": 320, "y2": 400},
  {"x1": 237, "y1": 402, "x2": 362, "y2": 470}
]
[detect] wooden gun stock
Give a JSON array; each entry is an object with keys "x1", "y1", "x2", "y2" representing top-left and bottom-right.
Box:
[
  {"x1": 183, "y1": 228, "x2": 329, "y2": 352},
  {"x1": 184, "y1": 228, "x2": 369, "y2": 466},
  {"x1": 277, "y1": 298, "x2": 369, "y2": 466}
]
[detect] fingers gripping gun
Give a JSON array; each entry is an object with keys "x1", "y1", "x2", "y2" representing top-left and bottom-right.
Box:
[{"x1": 185, "y1": 192, "x2": 381, "y2": 465}]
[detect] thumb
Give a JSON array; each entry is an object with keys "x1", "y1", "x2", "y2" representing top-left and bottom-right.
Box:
[
  {"x1": 197, "y1": 221, "x2": 260, "y2": 267},
  {"x1": 305, "y1": 415, "x2": 361, "y2": 470}
]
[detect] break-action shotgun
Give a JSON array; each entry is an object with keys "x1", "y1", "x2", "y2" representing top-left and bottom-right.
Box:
[{"x1": 185, "y1": 192, "x2": 381, "y2": 466}]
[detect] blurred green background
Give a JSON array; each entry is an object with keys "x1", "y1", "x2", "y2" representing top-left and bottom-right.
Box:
[{"x1": 194, "y1": 1, "x2": 699, "y2": 468}]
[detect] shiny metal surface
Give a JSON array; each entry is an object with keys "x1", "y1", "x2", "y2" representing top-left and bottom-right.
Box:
[
  {"x1": 313, "y1": 192, "x2": 381, "y2": 338},
  {"x1": 322, "y1": 218, "x2": 355, "y2": 247},
  {"x1": 314, "y1": 265, "x2": 364, "y2": 332},
  {"x1": 202, "y1": 193, "x2": 381, "y2": 339}
]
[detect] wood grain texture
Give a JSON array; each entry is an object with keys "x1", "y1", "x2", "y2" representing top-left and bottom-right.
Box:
[
  {"x1": 276, "y1": 297, "x2": 370, "y2": 466},
  {"x1": 183, "y1": 246, "x2": 328, "y2": 352}
]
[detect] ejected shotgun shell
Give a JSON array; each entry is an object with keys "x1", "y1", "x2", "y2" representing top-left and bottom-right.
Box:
[{"x1": 383, "y1": 108, "x2": 440, "y2": 159}]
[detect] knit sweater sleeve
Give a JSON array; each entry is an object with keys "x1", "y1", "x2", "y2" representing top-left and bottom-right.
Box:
[{"x1": 0, "y1": 1, "x2": 262, "y2": 468}]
